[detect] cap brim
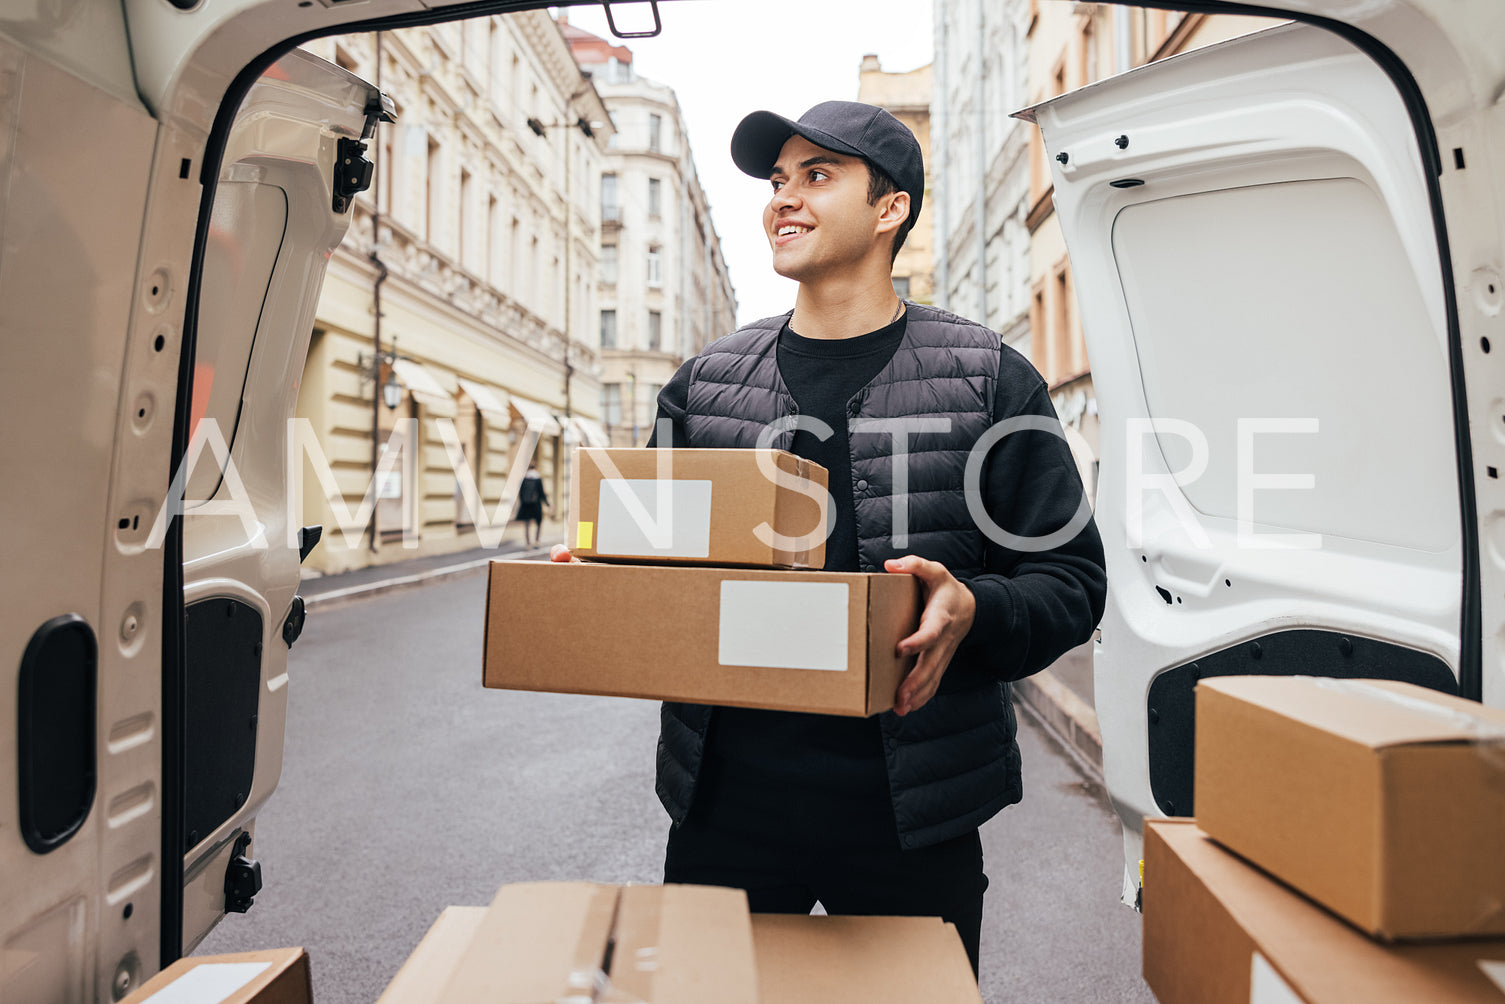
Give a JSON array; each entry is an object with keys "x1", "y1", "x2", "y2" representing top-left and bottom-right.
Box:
[{"x1": 730, "y1": 110, "x2": 868, "y2": 180}]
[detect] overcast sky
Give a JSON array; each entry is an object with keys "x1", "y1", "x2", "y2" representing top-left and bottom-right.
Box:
[{"x1": 554, "y1": 1, "x2": 934, "y2": 327}]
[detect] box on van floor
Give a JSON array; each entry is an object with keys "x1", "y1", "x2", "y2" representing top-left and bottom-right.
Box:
[
  {"x1": 122, "y1": 948, "x2": 310, "y2": 1004},
  {"x1": 1143, "y1": 820, "x2": 1505, "y2": 1004},
  {"x1": 569, "y1": 448, "x2": 828, "y2": 569},
  {"x1": 378, "y1": 883, "x2": 758, "y2": 1004},
  {"x1": 1194, "y1": 675, "x2": 1505, "y2": 940},
  {"x1": 482, "y1": 560, "x2": 920, "y2": 716},
  {"x1": 378, "y1": 887, "x2": 983, "y2": 1004}
]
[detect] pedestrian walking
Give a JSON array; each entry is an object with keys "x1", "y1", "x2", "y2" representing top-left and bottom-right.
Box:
[
  {"x1": 558, "y1": 100, "x2": 1107, "y2": 979},
  {"x1": 516, "y1": 463, "x2": 549, "y2": 548}
]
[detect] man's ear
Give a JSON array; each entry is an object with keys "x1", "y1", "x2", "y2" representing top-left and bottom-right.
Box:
[{"x1": 875, "y1": 190, "x2": 910, "y2": 236}]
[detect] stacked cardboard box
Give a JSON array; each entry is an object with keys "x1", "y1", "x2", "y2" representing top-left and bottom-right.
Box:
[
  {"x1": 1144, "y1": 676, "x2": 1505, "y2": 1003},
  {"x1": 121, "y1": 948, "x2": 311, "y2": 1004},
  {"x1": 376, "y1": 881, "x2": 983, "y2": 1004},
  {"x1": 483, "y1": 448, "x2": 922, "y2": 716}
]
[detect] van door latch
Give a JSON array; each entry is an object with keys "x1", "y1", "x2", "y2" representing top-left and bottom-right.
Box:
[
  {"x1": 332, "y1": 137, "x2": 373, "y2": 214},
  {"x1": 224, "y1": 831, "x2": 262, "y2": 914}
]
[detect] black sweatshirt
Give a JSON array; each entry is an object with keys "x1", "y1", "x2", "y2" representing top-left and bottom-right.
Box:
[{"x1": 649, "y1": 313, "x2": 1107, "y2": 847}]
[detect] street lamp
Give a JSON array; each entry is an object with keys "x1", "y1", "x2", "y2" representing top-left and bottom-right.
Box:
[{"x1": 358, "y1": 339, "x2": 405, "y2": 411}]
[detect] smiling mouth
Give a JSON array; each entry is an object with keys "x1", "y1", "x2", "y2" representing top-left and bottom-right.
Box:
[{"x1": 774, "y1": 224, "x2": 811, "y2": 245}]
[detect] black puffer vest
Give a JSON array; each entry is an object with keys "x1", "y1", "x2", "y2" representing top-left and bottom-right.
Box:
[{"x1": 656, "y1": 304, "x2": 1023, "y2": 850}]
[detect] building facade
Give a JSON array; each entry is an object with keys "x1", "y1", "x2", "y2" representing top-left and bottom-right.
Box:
[
  {"x1": 563, "y1": 18, "x2": 737, "y2": 446},
  {"x1": 297, "y1": 12, "x2": 615, "y2": 574},
  {"x1": 935, "y1": 1, "x2": 1277, "y2": 501},
  {"x1": 857, "y1": 55, "x2": 935, "y2": 305}
]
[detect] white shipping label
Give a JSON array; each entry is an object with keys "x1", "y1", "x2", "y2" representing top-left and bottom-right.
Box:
[
  {"x1": 596, "y1": 479, "x2": 713, "y2": 558},
  {"x1": 718, "y1": 581, "x2": 850, "y2": 671},
  {"x1": 1479, "y1": 960, "x2": 1505, "y2": 994},
  {"x1": 140, "y1": 962, "x2": 273, "y2": 1004},
  {"x1": 1249, "y1": 953, "x2": 1304, "y2": 1004}
]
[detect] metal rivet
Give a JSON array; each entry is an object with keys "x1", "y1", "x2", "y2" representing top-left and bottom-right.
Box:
[
  {"x1": 1056, "y1": 151, "x2": 1069, "y2": 165},
  {"x1": 1148, "y1": 708, "x2": 1160, "y2": 725},
  {"x1": 1339, "y1": 637, "x2": 1354, "y2": 657},
  {"x1": 1249, "y1": 642, "x2": 1263, "y2": 660},
  {"x1": 1115, "y1": 134, "x2": 1129, "y2": 149}
]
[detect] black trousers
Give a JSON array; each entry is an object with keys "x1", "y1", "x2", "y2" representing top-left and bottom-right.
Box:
[{"x1": 663, "y1": 815, "x2": 988, "y2": 978}]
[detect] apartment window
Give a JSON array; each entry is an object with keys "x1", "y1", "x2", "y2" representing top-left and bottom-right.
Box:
[
  {"x1": 600, "y1": 309, "x2": 617, "y2": 349},
  {"x1": 648, "y1": 178, "x2": 662, "y2": 218},
  {"x1": 1054, "y1": 266, "x2": 1071, "y2": 379},
  {"x1": 648, "y1": 113, "x2": 662, "y2": 153},
  {"x1": 647, "y1": 247, "x2": 662, "y2": 287},
  {"x1": 601, "y1": 173, "x2": 619, "y2": 222},
  {"x1": 892, "y1": 276, "x2": 911, "y2": 299},
  {"x1": 334, "y1": 45, "x2": 358, "y2": 74},
  {"x1": 648, "y1": 310, "x2": 662, "y2": 351},
  {"x1": 603, "y1": 383, "x2": 623, "y2": 426},
  {"x1": 486, "y1": 195, "x2": 498, "y2": 283},
  {"x1": 459, "y1": 168, "x2": 473, "y2": 266},
  {"x1": 425, "y1": 136, "x2": 442, "y2": 244},
  {"x1": 600, "y1": 244, "x2": 618, "y2": 285}
]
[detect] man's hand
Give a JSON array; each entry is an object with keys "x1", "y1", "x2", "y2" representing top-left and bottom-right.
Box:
[
  {"x1": 549, "y1": 545, "x2": 577, "y2": 562},
  {"x1": 884, "y1": 555, "x2": 976, "y2": 717}
]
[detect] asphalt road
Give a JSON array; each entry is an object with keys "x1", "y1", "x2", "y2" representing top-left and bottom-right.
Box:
[{"x1": 197, "y1": 570, "x2": 1153, "y2": 1003}]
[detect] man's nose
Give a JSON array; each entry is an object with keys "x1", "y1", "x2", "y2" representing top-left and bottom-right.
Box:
[{"x1": 770, "y1": 183, "x2": 800, "y2": 210}]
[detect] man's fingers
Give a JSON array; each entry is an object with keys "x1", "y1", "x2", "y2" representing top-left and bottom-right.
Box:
[
  {"x1": 897, "y1": 618, "x2": 942, "y2": 655},
  {"x1": 885, "y1": 555, "x2": 942, "y2": 584},
  {"x1": 549, "y1": 545, "x2": 575, "y2": 563}
]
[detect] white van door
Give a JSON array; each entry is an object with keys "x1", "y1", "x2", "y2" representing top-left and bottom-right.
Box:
[
  {"x1": 1021, "y1": 7, "x2": 1502, "y2": 906},
  {"x1": 0, "y1": 17, "x2": 386, "y2": 998},
  {"x1": 168, "y1": 50, "x2": 390, "y2": 961}
]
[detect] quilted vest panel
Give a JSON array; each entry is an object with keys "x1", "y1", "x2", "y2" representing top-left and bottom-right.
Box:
[{"x1": 658, "y1": 304, "x2": 1024, "y2": 849}]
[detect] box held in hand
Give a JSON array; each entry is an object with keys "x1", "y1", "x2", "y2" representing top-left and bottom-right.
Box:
[
  {"x1": 483, "y1": 559, "x2": 920, "y2": 716},
  {"x1": 1194, "y1": 675, "x2": 1505, "y2": 940},
  {"x1": 569, "y1": 448, "x2": 828, "y2": 568}
]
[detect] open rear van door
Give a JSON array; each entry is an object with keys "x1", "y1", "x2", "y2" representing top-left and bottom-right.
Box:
[
  {"x1": 0, "y1": 15, "x2": 386, "y2": 996},
  {"x1": 1021, "y1": 2, "x2": 1504, "y2": 905}
]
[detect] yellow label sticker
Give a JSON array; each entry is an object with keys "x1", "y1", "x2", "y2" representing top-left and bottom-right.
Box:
[{"x1": 576, "y1": 522, "x2": 593, "y2": 549}]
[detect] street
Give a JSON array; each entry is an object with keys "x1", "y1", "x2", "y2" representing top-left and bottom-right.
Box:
[{"x1": 197, "y1": 569, "x2": 1153, "y2": 1003}]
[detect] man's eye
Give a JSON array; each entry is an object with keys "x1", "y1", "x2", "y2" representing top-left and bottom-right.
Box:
[
  {"x1": 771, "y1": 179, "x2": 784, "y2": 191},
  {"x1": 810, "y1": 170, "x2": 828, "y2": 182}
]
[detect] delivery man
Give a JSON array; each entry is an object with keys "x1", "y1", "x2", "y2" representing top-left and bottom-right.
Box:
[{"x1": 558, "y1": 101, "x2": 1106, "y2": 977}]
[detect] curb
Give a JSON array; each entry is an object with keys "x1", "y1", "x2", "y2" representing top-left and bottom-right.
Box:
[
  {"x1": 302, "y1": 550, "x2": 548, "y2": 612},
  {"x1": 1014, "y1": 668, "x2": 1102, "y2": 776}
]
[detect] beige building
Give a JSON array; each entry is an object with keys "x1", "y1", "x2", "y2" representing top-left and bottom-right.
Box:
[
  {"x1": 563, "y1": 18, "x2": 737, "y2": 446},
  {"x1": 1024, "y1": 4, "x2": 1276, "y2": 496},
  {"x1": 296, "y1": 13, "x2": 615, "y2": 574},
  {"x1": 857, "y1": 56, "x2": 934, "y2": 305}
]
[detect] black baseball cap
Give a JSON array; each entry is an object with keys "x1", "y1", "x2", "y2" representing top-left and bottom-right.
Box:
[{"x1": 731, "y1": 100, "x2": 924, "y2": 223}]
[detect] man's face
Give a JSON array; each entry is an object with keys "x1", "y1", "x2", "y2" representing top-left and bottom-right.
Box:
[{"x1": 762, "y1": 135, "x2": 889, "y2": 283}]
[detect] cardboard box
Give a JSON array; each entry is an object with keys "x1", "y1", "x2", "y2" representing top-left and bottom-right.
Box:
[
  {"x1": 1143, "y1": 820, "x2": 1505, "y2": 1004},
  {"x1": 377, "y1": 883, "x2": 758, "y2": 1004},
  {"x1": 569, "y1": 448, "x2": 828, "y2": 569},
  {"x1": 483, "y1": 560, "x2": 920, "y2": 716},
  {"x1": 751, "y1": 914, "x2": 983, "y2": 1003},
  {"x1": 1194, "y1": 676, "x2": 1505, "y2": 940},
  {"x1": 376, "y1": 907, "x2": 487, "y2": 1004},
  {"x1": 380, "y1": 899, "x2": 985, "y2": 1004},
  {"x1": 122, "y1": 948, "x2": 310, "y2": 1004}
]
